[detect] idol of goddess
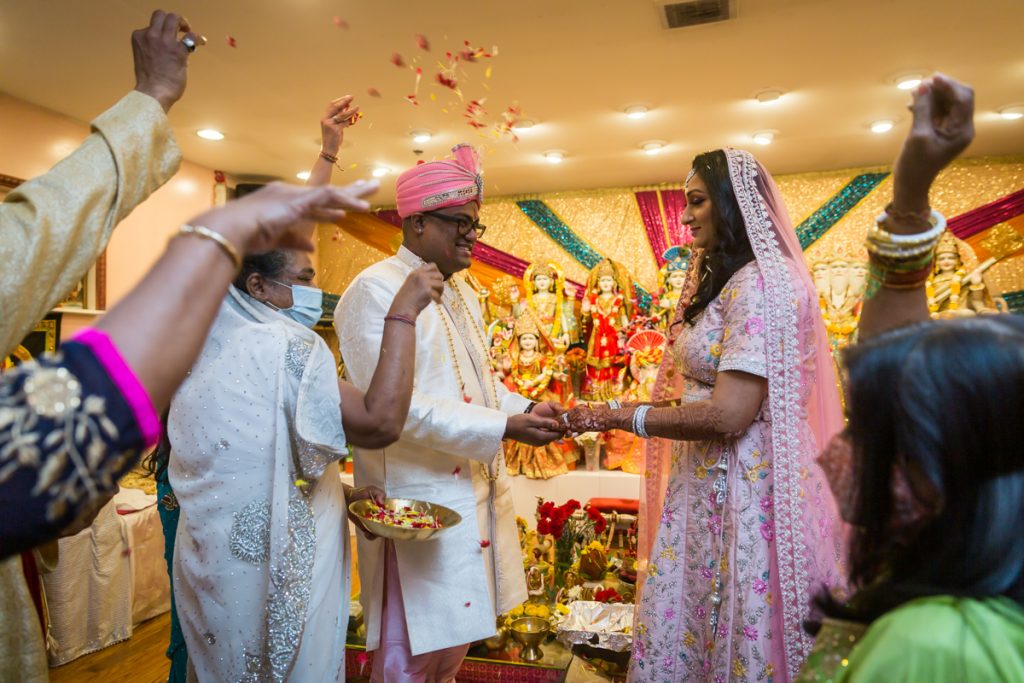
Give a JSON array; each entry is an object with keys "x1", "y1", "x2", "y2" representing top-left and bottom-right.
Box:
[
  {"x1": 580, "y1": 259, "x2": 633, "y2": 401},
  {"x1": 927, "y1": 230, "x2": 1001, "y2": 317},
  {"x1": 652, "y1": 246, "x2": 691, "y2": 330},
  {"x1": 516, "y1": 261, "x2": 578, "y2": 349},
  {"x1": 501, "y1": 315, "x2": 575, "y2": 479}
]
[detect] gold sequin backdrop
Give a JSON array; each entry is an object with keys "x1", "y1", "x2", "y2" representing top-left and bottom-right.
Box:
[{"x1": 317, "y1": 156, "x2": 1024, "y2": 298}]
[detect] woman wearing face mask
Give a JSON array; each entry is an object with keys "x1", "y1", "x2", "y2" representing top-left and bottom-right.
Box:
[{"x1": 167, "y1": 244, "x2": 442, "y2": 683}]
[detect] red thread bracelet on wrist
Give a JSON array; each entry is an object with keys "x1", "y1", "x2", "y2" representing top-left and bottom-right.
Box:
[{"x1": 384, "y1": 314, "x2": 416, "y2": 327}]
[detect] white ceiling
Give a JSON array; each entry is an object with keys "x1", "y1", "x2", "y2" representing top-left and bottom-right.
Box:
[{"x1": 1, "y1": 0, "x2": 1021, "y2": 204}]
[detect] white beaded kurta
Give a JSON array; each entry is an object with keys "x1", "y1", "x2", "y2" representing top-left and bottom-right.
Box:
[{"x1": 170, "y1": 288, "x2": 350, "y2": 683}]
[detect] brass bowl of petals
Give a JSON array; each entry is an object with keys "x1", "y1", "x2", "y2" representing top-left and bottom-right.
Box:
[
  {"x1": 348, "y1": 498, "x2": 461, "y2": 542},
  {"x1": 510, "y1": 616, "x2": 549, "y2": 662}
]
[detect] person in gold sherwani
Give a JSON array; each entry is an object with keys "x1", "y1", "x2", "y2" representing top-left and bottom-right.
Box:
[{"x1": 0, "y1": 11, "x2": 192, "y2": 681}]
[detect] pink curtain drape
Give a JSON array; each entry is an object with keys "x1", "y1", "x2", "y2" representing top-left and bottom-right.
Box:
[
  {"x1": 948, "y1": 187, "x2": 1024, "y2": 240},
  {"x1": 634, "y1": 190, "x2": 670, "y2": 267},
  {"x1": 659, "y1": 189, "x2": 690, "y2": 247}
]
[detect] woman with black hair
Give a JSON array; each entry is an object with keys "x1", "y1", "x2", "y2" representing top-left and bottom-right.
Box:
[
  {"x1": 797, "y1": 76, "x2": 1024, "y2": 682},
  {"x1": 565, "y1": 146, "x2": 845, "y2": 679}
]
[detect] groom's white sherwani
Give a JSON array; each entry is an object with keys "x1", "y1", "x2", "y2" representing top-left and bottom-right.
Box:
[{"x1": 335, "y1": 246, "x2": 529, "y2": 655}]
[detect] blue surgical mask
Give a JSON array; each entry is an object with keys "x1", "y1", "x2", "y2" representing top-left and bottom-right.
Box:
[{"x1": 269, "y1": 280, "x2": 323, "y2": 328}]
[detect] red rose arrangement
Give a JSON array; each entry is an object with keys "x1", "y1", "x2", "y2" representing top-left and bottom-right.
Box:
[
  {"x1": 593, "y1": 587, "x2": 624, "y2": 603},
  {"x1": 536, "y1": 499, "x2": 608, "y2": 539}
]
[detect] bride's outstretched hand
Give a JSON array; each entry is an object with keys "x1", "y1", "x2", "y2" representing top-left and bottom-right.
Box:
[{"x1": 564, "y1": 404, "x2": 633, "y2": 434}]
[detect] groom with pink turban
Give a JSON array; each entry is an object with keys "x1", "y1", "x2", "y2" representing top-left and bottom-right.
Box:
[{"x1": 335, "y1": 144, "x2": 564, "y2": 681}]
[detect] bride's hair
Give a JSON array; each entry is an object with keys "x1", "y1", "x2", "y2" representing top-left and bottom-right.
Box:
[{"x1": 681, "y1": 150, "x2": 755, "y2": 325}]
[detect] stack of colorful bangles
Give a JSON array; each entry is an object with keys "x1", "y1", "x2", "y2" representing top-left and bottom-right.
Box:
[{"x1": 864, "y1": 203, "x2": 946, "y2": 297}]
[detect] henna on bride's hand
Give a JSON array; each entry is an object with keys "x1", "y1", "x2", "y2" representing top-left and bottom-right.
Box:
[
  {"x1": 642, "y1": 402, "x2": 740, "y2": 441},
  {"x1": 565, "y1": 405, "x2": 630, "y2": 433}
]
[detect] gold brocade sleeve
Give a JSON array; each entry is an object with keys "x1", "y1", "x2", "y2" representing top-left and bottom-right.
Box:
[{"x1": 0, "y1": 90, "x2": 181, "y2": 355}]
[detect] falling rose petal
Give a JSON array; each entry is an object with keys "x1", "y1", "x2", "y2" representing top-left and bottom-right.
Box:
[
  {"x1": 367, "y1": 87, "x2": 382, "y2": 97},
  {"x1": 464, "y1": 602, "x2": 471, "y2": 608},
  {"x1": 332, "y1": 16, "x2": 350, "y2": 29},
  {"x1": 226, "y1": 36, "x2": 237, "y2": 48},
  {"x1": 452, "y1": 466, "x2": 462, "y2": 478},
  {"x1": 436, "y1": 73, "x2": 459, "y2": 91},
  {"x1": 391, "y1": 52, "x2": 406, "y2": 68},
  {"x1": 416, "y1": 159, "x2": 426, "y2": 165},
  {"x1": 479, "y1": 539, "x2": 491, "y2": 548},
  {"x1": 416, "y1": 33, "x2": 430, "y2": 50}
]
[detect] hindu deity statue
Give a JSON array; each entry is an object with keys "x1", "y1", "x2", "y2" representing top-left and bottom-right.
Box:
[
  {"x1": 602, "y1": 329, "x2": 667, "y2": 474},
  {"x1": 580, "y1": 259, "x2": 633, "y2": 401},
  {"x1": 813, "y1": 254, "x2": 868, "y2": 353},
  {"x1": 652, "y1": 246, "x2": 691, "y2": 330},
  {"x1": 515, "y1": 261, "x2": 578, "y2": 350},
  {"x1": 484, "y1": 276, "x2": 523, "y2": 374},
  {"x1": 501, "y1": 315, "x2": 577, "y2": 479},
  {"x1": 927, "y1": 230, "x2": 1002, "y2": 318}
]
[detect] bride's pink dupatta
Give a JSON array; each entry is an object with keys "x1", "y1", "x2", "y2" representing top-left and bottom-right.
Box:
[{"x1": 637, "y1": 150, "x2": 847, "y2": 679}]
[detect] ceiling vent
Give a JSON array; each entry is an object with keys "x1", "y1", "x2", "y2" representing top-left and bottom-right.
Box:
[{"x1": 661, "y1": 0, "x2": 733, "y2": 29}]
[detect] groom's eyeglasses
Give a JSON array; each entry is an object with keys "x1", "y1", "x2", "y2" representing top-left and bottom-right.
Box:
[{"x1": 424, "y1": 211, "x2": 487, "y2": 238}]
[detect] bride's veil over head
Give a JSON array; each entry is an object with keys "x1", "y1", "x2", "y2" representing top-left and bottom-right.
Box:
[{"x1": 639, "y1": 148, "x2": 846, "y2": 679}]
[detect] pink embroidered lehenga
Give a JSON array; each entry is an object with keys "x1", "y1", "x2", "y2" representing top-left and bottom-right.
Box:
[{"x1": 631, "y1": 150, "x2": 846, "y2": 683}]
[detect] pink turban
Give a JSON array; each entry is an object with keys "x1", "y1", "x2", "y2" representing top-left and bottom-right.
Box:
[{"x1": 395, "y1": 144, "x2": 483, "y2": 218}]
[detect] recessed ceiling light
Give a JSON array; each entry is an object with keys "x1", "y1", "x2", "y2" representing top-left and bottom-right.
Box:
[
  {"x1": 870, "y1": 120, "x2": 894, "y2": 134},
  {"x1": 755, "y1": 89, "x2": 783, "y2": 104},
  {"x1": 752, "y1": 131, "x2": 775, "y2": 146},
  {"x1": 893, "y1": 72, "x2": 925, "y2": 91},
  {"x1": 624, "y1": 105, "x2": 649, "y2": 119},
  {"x1": 295, "y1": 171, "x2": 311, "y2": 181},
  {"x1": 196, "y1": 128, "x2": 224, "y2": 141},
  {"x1": 641, "y1": 140, "x2": 666, "y2": 155},
  {"x1": 543, "y1": 150, "x2": 564, "y2": 164},
  {"x1": 511, "y1": 119, "x2": 535, "y2": 130},
  {"x1": 411, "y1": 130, "x2": 432, "y2": 144},
  {"x1": 372, "y1": 166, "x2": 390, "y2": 178},
  {"x1": 998, "y1": 105, "x2": 1024, "y2": 120}
]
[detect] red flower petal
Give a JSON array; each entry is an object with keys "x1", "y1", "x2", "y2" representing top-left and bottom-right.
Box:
[
  {"x1": 332, "y1": 17, "x2": 350, "y2": 29},
  {"x1": 391, "y1": 52, "x2": 406, "y2": 68},
  {"x1": 464, "y1": 601, "x2": 471, "y2": 607},
  {"x1": 452, "y1": 466, "x2": 462, "y2": 477},
  {"x1": 479, "y1": 539, "x2": 491, "y2": 548},
  {"x1": 367, "y1": 87, "x2": 382, "y2": 97},
  {"x1": 226, "y1": 36, "x2": 237, "y2": 48},
  {"x1": 416, "y1": 34, "x2": 430, "y2": 50}
]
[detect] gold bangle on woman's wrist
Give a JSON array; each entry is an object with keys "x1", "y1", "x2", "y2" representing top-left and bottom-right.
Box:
[{"x1": 177, "y1": 224, "x2": 243, "y2": 270}]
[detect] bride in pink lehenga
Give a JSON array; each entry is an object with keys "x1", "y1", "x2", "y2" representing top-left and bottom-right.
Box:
[{"x1": 565, "y1": 149, "x2": 846, "y2": 682}]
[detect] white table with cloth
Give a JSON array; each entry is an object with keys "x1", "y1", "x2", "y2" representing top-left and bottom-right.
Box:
[{"x1": 43, "y1": 486, "x2": 170, "y2": 666}]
